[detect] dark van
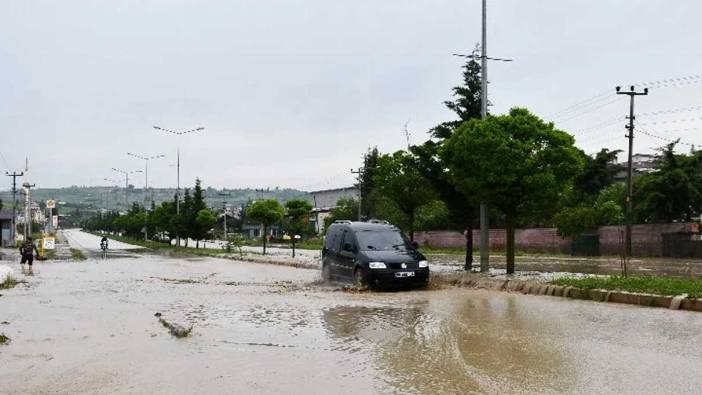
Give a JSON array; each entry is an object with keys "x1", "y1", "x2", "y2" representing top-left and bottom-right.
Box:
[{"x1": 321, "y1": 220, "x2": 429, "y2": 288}]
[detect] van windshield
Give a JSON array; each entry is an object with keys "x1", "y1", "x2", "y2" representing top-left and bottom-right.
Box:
[{"x1": 356, "y1": 230, "x2": 410, "y2": 251}]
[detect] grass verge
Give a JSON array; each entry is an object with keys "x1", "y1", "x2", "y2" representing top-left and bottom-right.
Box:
[
  {"x1": 0, "y1": 276, "x2": 18, "y2": 290},
  {"x1": 550, "y1": 276, "x2": 702, "y2": 299},
  {"x1": 71, "y1": 248, "x2": 87, "y2": 260}
]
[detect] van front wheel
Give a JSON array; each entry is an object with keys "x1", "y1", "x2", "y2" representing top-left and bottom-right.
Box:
[{"x1": 321, "y1": 264, "x2": 331, "y2": 282}]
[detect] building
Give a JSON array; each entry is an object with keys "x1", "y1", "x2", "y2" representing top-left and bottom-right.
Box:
[
  {"x1": 309, "y1": 186, "x2": 360, "y2": 234},
  {"x1": 0, "y1": 209, "x2": 13, "y2": 247},
  {"x1": 616, "y1": 153, "x2": 658, "y2": 180}
]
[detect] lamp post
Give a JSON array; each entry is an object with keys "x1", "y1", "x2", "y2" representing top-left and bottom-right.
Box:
[
  {"x1": 153, "y1": 125, "x2": 204, "y2": 247},
  {"x1": 127, "y1": 152, "x2": 165, "y2": 204},
  {"x1": 111, "y1": 168, "x2": 143, "y2": 212},
  {"x1": 103, "y1": 177, "x2": 121, "y2": 212}
]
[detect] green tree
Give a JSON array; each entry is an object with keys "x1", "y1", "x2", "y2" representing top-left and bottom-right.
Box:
[
  {"x1": 372, "y1": 151, "x2": 436, "y2": 241},
  {"x1": 359, "y1": 147, "x2": 380, "y2": 219},
  {"x1": 634, "y1": 141, "x2": 702, "y2": 222},
  {"x1": 554, "y1": 201, "x2": 624, "y2": 238},
  {"x1": 411, "y1": 45, "x2": 483, "y2": 267},
  {"x1": 572, "y1": 148, "x2": 624, "y2": 202},
  {"x1": 284, "y1": 199, "x2": 313, "y2": 237},
  {"x1": 442, "y1": 108, "x2": 583, "y2": 273},
  {"x1": 194, "y1": 208, "x2": 217, "y2": 245},
  {"x1": 246, "y1": 199, "x2": 284, "y2": 255},
  {"x1": 323, "y1": 198, "x2": 359, "y2": 230}
]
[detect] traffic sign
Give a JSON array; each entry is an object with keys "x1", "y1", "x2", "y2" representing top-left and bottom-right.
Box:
[
  {"x1": 42, "y1": 237, "x2": 55, "y2": 250},
  {"x1": 46, "y1": 199, "x2": 56, "y2": 209}
]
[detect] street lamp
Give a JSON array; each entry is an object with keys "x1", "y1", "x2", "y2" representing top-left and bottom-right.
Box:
[
  {"x1": 153, "y1": 125, "x2": 204, "y2": 247},
  {"x1": 103, "y1": 178, "x2": 121, "y2": 212},
  {"x1": 111, "y1": 168, "x2": 143, "y2": 212},
  {"x1": 127, "y1": 152, "x2": 165, "y2": 204}
]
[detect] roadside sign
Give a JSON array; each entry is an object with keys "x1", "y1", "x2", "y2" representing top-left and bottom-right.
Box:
[
  {"x1": 43, "y1": 237, "x2": 55, "y2": 250},
  {"x1": 46, "y1": 199, "x2": 56, "y2": 209},
  {"x1": 52, "y1": 215, "x2": 59, "y2": 228}
]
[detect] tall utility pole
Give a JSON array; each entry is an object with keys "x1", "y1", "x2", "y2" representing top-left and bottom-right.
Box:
[
  {"x1": 154, "y1": 125, "x2": 205, "y2": 247},
  {"x1": 351, "y1": 168, "x2": 363, "y2": 221},
  {"x1": 127, "y1": 152, "x2": 165, "y2": 204},
  {"x1": 616, "y1": 85, "x2": 649, "y2": 259},
  {"x1": 112, "y1": 168, "x2": 142, "y2": 211},
  {"x1": 479, "y1": 0, "x2": 489, "y2": 273},
  {"x1": 22, "y1": 182, "x2": 35, "y2": 239},
  {"x1": 5, "y1": 171, "x2": 24, "y2": 245},
  {"x1": 453, "y1": 0, "x2": 511, "y2": 272},
  {"x1": 219, "y1": 191, "x2": 232, "y2": 240}
]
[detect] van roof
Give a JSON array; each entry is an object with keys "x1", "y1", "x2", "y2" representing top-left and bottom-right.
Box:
[{"x1": 329, "y1": 221, "x2": 398, "y2": 232}]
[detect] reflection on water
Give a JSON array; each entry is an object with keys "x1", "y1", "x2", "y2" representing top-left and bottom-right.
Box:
[{"x1": 323, "y1": 295, "x2": 572, "y2": 394}]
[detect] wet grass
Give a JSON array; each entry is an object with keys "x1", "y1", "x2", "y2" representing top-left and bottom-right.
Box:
[
  {"x1": 157, "y1": 315, "x2": 193, "y2": 338},
  {"x1": 71, "y1": 248, "x2": 87, "y2": 260},
  {"x1": 0, "y1": 333, "x2": 10, "y2": 345},
  {"x1": 0, "y1": 276, "x2": 18, "y2": 290},
  {"x1": 550, "y1": 276, "x2": 702, "y2": 299}
]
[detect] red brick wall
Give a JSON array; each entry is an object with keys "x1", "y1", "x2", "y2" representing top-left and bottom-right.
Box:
[{"x1": 414, "y1": 223, "x2": 698, "y2": 256}]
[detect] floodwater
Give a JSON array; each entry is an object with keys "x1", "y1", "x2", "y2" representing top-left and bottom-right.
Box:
[{"x1": 1, "y1": 247, "x2": 702, "y2": 394}]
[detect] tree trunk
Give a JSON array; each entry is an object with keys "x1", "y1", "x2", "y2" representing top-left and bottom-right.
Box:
[
  {"x1": 196, "y1": 240, "x2": 199, "y2": 249},
  {"x1": 263, "y1": 224, "x2": 267, "y2": 255},
  {"x1": 506, "y1": 220, "x2": 515, "y2": 274},
  {"x1": 409, "y1": 211, "x2": 415, "y2": 242},
  {"x1": 464, "y1": 225, "x2": 473, "y2": 271}
]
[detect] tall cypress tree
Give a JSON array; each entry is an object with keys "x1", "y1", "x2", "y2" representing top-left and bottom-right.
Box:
[{"x1": 410, "y1": 44, "x2": 485, "y2": 269}]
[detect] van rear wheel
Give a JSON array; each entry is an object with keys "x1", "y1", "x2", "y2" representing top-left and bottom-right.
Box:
[{"x1": 353, "y1": 268, "x2": 367, "y2": 287}]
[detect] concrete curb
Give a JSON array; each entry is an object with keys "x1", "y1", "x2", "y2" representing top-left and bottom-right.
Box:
[{"x1": 456, "y1": 274, "x2": 702, "y2": 312}]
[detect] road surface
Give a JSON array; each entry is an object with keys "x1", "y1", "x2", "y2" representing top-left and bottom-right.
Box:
[{"x1": 1, "y1": 234, "x2": 701, "y2": 394}]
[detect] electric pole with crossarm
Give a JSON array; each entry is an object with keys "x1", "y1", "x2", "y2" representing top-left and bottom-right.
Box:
[
  {"x1": 616, "y1": 85, "x2": 649, "y2": 264},
  {"x1": 5, "y1": 170, "x2": 24, "y2": 245}
]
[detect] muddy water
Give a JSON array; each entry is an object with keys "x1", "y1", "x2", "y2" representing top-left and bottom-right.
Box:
[{"x1": 1, "y1": 254, "x2": 701, "y2": 395}]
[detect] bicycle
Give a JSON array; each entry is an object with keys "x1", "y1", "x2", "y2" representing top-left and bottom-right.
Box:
[{"x1": 100, "y1": 241, "x2": 108, "y2": 259}]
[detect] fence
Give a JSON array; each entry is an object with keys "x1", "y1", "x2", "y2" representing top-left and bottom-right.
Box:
[{"x1": 414, "y1": 223, "x2": 699, "y2": 257}]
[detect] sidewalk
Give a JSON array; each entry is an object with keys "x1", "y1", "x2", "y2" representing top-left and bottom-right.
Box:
[{"x1": 427, "y1": 252, "x2": 702, "y2": 277}]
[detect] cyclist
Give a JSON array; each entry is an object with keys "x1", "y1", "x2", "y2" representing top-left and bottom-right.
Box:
[{"x1": 100, "y1": 236, "x2": 109, "y2": 257}]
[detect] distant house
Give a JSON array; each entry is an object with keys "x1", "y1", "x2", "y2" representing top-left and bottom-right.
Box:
[
  {"x1": 309, "y1": 186, "x2": 360, "y2": 234},
  {"x1": 615, "y1": 153, "x2": 658, "y2": 180},
  {"x1": 0, "y1": 209, "x2": 13, "y2": 247},
  {"x1": 241, "y1": 219, "x2": 283, "y2": 240}
]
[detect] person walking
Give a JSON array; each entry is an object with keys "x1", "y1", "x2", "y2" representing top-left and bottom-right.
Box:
[{"x1": 19, "y1": 237, "x2": 39, "y2": 274}]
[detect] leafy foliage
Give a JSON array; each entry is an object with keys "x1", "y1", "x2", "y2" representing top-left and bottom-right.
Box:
[
  {"x1": 371, "y1": 151, "x2": 436, "y2": 240},
  {"x1": 246, "y1": 199, "x2": 284, "y2": 255},
  {"x1": 554, "y1": 201, "x2": 624, "y2": 237},
  {"x1": 442, "y1": 108, "x2": 583, "y2": 272},
  {"x1": 323, "y1": 198, "x2": 359, "y2": 230},
  {"x1": 283, "y1": 199, "x2": 314, "y2": 237}
]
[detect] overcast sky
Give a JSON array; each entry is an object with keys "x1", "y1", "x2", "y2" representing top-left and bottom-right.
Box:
[{"x1": 1, "y1": 0, "x2": 701, "y2": 191}]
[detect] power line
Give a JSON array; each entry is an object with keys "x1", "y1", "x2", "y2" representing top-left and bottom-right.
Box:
[
  {"x1": 546, "y1": 89, "x2": 612, "y2": 119},
  {"x1": 637, "y1": 116, "x2": 702, "y2": 126},
  {"x1": 554, "y1": 96, "x2": 624, "y2": 123},
  {"x1": 639, "y1": 105, "x2": 702, "y2": 117}
]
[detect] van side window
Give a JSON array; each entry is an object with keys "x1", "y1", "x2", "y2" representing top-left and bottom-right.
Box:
[
  {"x1": 339, "y1": 230, "x2": 356, "y2": 251},
  {"x1": 325, "y1": 227, "x2": 341, "y2": 252}
]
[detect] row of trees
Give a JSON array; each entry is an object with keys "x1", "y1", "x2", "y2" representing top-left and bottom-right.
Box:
[
  {"x1": 82, "y1": 178, "x2": 316, "y2": 254},
  {"x1": 334, "y1": 46, "x2": 695, "y2": 273},
  {"x1": 83, "y1": 179, "x2": 217, "y2": 248}
]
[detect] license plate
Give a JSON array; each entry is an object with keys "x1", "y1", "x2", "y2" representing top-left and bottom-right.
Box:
[{"x1": 395, "y1": 271, "x2": 415, "y2": 278}]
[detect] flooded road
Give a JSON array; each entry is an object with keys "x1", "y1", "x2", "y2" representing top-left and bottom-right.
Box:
[{"x1": 1, "y1": 253, "x2": 701, "y2": 394}]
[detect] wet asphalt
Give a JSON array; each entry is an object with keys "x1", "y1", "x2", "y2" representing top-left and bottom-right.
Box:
[{"x1": 1, "y1": 232, "x2": 701, "y2": 394}]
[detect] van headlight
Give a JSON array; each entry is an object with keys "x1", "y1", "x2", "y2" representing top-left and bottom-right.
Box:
[
  {"x1": 418, "y1": 260, "x2": 429, "y2": 268},
  {"x1": 369, "y1": 262, "x2": 387, "y2": 269}
]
